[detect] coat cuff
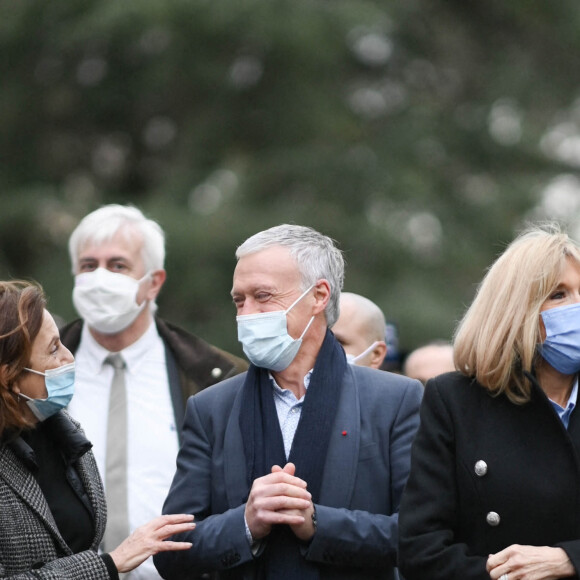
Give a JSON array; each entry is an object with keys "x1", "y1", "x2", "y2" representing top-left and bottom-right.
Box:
[{"x1": 100, "y1": 553, "x2": 120, "y2": 580}]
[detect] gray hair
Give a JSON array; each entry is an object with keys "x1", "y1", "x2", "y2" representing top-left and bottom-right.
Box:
[
  {"x1": 236, "y1": 224, "x2": 344, "y2": 326},
  {"x1": 68, "y1": 204, "x2": 165, "y2": 273}
]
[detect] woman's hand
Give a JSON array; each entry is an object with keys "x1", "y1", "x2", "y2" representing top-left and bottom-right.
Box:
[
  {"x1": 486, "y1": 545, "x2": 575, "y2": 580},
  {"x1": 109, "y1": 514, "x2": 195, "y2": 573}
]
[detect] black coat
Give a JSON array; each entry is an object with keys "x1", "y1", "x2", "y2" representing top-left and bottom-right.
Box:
[
  {"x1": 399, "y1": 371, "x2": 580, "y2": 580},
  {"x1": 0, "y1": 413, "x2": 110, "y2": 579}
]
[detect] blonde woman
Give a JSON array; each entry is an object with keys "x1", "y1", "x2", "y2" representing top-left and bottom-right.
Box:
[{"x1": 399, "y1": 225, "x2": 580, "y2": 580}]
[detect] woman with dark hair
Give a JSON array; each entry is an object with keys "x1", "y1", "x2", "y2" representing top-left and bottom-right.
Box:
[
  {"x1": 0, "y1": 280, "x2": 194, "y2": 579},
  {"x1": 399, "y1": 225, "x2": 580, "y2": 580}
]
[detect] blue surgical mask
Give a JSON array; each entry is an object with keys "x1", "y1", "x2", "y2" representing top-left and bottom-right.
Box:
[
  {"x1": 237, "y1": 286, "x2": 315, "y2": 371},
  {"x1": 21, "y1": 362, "x2": 76, "y2": 421},
  {"x1": 540, "y1": 303, "x2": 580, "y2": 375},
  {"x1": 346, "y1": 341, "x2": 381, "y2": 366}
]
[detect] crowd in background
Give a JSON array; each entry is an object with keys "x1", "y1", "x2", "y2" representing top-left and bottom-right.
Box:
[{"x1": 1, "y1": 204, "x2": 578, "y2": 580}]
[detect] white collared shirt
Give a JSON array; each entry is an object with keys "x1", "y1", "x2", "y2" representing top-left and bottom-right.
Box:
[
  {"x1": 67, "y1": 321, "x2": 179, "y2": 580},
  {"x1": 549, "y1": 377, "x2": 579, "y2": 430},
  {"x1": 270, "y1": 371, "x2": 312, "y2": 458}
]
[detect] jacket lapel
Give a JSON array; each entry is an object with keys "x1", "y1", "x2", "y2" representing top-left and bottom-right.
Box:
[
  {"x1": 319, "y1": 368, "x2": 359, "y2": 508},
  {"x1": 75, "y1": 451, "x2": 107, "y2": 550},
  {"x1": 224, "y1": 381, "x2": 251, "y2": 507},
  {"x1": 0, "y1": 444, "x2": 71, "y2": 554}
]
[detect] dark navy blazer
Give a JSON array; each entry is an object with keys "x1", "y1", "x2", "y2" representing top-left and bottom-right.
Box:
[{"x1": 155, "y1": 365, "x2": 422, "y2": 580}]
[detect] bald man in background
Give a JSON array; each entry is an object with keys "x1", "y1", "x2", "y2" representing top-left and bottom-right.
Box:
[
  {"x1": 403, "y1": 341, "x2": 455, "y2": 385},
  {"x1": 331, "y1": 292, "x2": 388, "y2": 369}
]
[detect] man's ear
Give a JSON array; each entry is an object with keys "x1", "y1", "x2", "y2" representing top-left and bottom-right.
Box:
[
  {"x1": 312, "y1": 280, "x2": 331, "y2": 315},
  {"x1": 369, "y1": 342, "x2": 388, "y2": 370},
  {"x1": 146, "y1": 269, "x2": 167, "y2": 301}
]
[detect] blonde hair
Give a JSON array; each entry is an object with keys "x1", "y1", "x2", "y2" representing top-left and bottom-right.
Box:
[{"x1": 454, "y1": 224, "x2": 580, "y2": 404}]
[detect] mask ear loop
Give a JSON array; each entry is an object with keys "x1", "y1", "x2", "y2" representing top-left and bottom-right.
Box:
[
  {"x1": 24, "y1": 368, "x2": 46, "y2": 377},
  {"x1": 285, "y1": 285, "x2": 316, "y2": 341},
  {"x1": 351, "y1": 341, "x2": 381, "y2": 364},
  {"x1": 299, "y1": 316, "x2": 316, "y2": 340},
  {"x1": 140, "y1": 270, "x2": 158, "y2": 313},
  {"x1": 139, "y1": 271, "x2": 154, "y2": 284},
  {"x1": 284, "y1": 284, "x2": 315, "y2": 313}
]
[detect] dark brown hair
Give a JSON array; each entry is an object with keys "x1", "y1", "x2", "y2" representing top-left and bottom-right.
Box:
[{"x1": 0, "y1": 281, "x2": 46, "y2": 437}]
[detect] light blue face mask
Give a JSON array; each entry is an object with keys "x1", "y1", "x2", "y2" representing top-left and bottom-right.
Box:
[
  {"x1": 540, "y1": 302, "x2": 580, "y2": 375},
  {"x1": 346, "y1": 341, "x2": 381, "y2": 366},
  {"x1": 237, "y1": 285, "x2": 315, "y2": 372},
  {"x1": 21, "y1": 362, "x2": 76, "y2": 421}
]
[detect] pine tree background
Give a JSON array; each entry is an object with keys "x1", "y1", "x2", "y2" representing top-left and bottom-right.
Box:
[{"x1": 2, "y1": 0, "x2": 580, "y2": 358}]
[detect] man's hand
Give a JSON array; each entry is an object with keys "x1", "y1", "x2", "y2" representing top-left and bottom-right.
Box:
[
  {"x1": 245, "y1": 462, "x2": 312, "y2": 540},
  {"x1": 271, "y1": 463, "x2": 316, "y2": 542}
]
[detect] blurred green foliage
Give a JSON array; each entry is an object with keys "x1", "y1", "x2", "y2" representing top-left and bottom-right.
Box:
[{"x1": 2, "y1": 0, "x2": 580, "y2": 358}]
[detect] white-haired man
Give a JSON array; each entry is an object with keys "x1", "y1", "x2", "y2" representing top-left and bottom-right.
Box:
[
  {"x1": 61, "y1": 204, "x2": 247, "y2": 580},
  {"x1": 155, "y1": 224, "x2": 422, "y2": 580}
]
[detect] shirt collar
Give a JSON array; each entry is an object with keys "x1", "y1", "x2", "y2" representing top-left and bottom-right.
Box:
[
  {"x1": 549, "y1": 377, "x2": 578, "y2": 429},
  {"x1": 269, "y1": 370, "x2": 313, "y2": 401},
  {"x1": 570, "y1": 378, "x2": 578, "y2": 408},
  {"x1": 11, "y1": 413, "x2": 92, "y2": 471},
  {"x1": 80, "y1": 320, "x2": 161, "y2": 375}
]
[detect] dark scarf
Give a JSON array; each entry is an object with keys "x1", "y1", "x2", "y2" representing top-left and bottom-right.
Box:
[{"x1": 239, "y1": 329, "x2": 346, "y2": 579}]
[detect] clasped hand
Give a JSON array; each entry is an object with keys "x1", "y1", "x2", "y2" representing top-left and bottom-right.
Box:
[
  {"x1": 486, "y1": 545, "x2": 574, "y2": 580},
  {"x1": 245, "y1": 462, "x2": 315, "y2": 542}
]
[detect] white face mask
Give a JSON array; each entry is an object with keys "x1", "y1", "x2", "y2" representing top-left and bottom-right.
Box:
[
  {"x1": 72, "y1": 268, "x2": 151, "y2": 334},
  {"x1": 236, "y1": 285, "x2": 315, "y2": 372},
  {"x1": 346, "y1": 341, "x2": 381, "y2": 366}
]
